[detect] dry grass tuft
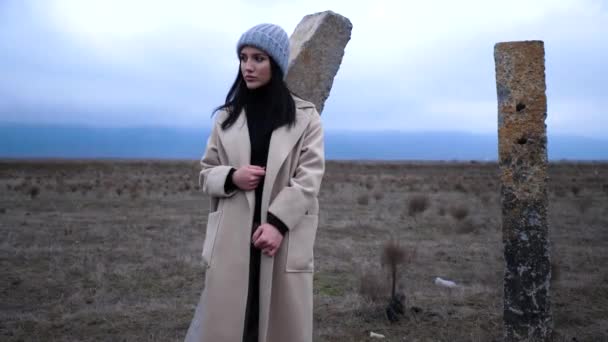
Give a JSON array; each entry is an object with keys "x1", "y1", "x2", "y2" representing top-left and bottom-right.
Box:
[
  {"x1": 408, "y1": 195, "x2": 429, "y2": 217},
  {"x1": 576, "y1": 197, "x2": 593, "y2": 214},
  {"x1": 554, "y1": 187, "x2": 567, "y2": 198},
  {"x1": 449, "y1": 205, "x2": 469, "y2": 221},
  {"x1": 454, "y1": 182, "x2": 467, "y2": 193},
  {"x1": 455, "y1": 218, "x2": 477, "y2": 234},
  {"x1": 373, "y1": 191, "x2": 384, "y2": 201},
  {"x1": 28, "y1": 186, "x2": 40, "y2": 199},
  {"x1": 357, "y1": 194, "x2": 369, "y2": 206}
]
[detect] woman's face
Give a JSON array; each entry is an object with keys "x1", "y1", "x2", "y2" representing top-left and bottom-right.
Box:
[{"x1": 240, "y1": 46, "x2": 272, "y2": 89}]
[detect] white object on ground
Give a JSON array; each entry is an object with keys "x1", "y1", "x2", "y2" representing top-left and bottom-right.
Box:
[
  {"x1": 434, "y1": 277, "x2": 458, "y2": 288},
  {"x1": 370, "y1": 331, "x2": 385, "y2": 338}
]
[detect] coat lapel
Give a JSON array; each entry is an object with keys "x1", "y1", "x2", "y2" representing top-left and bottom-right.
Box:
[
  {"x1": 217, "y1": 110, "x2": 255, "y2": 211},
  {"x1": 260, "y1": 106, "x2": 312, "y2": 221}
]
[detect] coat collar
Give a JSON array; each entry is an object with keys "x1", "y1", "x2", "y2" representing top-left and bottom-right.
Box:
[{"x1": 217, "y1": 97, "x2": 315, "y2": 211}]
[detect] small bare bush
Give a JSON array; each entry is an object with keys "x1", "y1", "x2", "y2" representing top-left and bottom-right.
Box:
[
  {"x1": 456, "y1": 218, "x2": 477, "y2": 234},
  {"x1": 15, "y1": 181, "x2": 28, "y2": 192},
  {"x1": 381, "y1": 240, "x2": 416, "y2": 299},
  {"x1": 408, "y1": 195, "x2": 429, "y2": 217},
  {"x1": 29, "y1": 186, "x2": 40, "y2": 199},
  {"x1": 365, "y1": 177, "x2": 374, "y2": 190},
  {"x1": 470, "y1": 185, "x2": 484, "y2": 197},
  {"x1": 357, "y1": 194, "x2": 369, "y2": 206},
  {"x1": 454, "y1": 182, "x2": 467, "y2": 193},
  {"x1": 129, "y1": 185, "x2": 139, "y2": 199},
  {"x1": 576, "y1": 197, "x2": 593, "y2": 214},
  {"x1": 554, "y1": 187, "x2": 567, "y2": 198},
  {"x1": 449, "y1": 205, "x2": 469, "y2": 221},
  {"x1": 380, "y1": 240, "x2": 417, "y2": 322}
]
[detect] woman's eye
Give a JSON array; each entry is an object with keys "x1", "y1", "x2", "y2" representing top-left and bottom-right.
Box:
[
  {"x1": 239, "y1": 55, "x2": 247, "y2": 62},
  {"x1": 255, "y1": 56, "x2": 265, "y2": 62}
]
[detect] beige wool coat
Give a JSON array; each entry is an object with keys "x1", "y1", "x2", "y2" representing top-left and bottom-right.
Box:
[{"x1": 185, "y1": 96, "x2": 325, "y2": 342}]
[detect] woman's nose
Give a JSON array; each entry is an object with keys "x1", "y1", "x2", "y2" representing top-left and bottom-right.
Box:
[{"x1": 244, "y1": 60, "x2": 254, "y2": 71}]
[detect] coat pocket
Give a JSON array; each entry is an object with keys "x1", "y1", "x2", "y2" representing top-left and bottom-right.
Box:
[
  {"x1": 201, "y1": 210, "x2": 223, "y2": 268},
  {"x1": 285, "y1": 214, "x2": 319, "y2": 273}
]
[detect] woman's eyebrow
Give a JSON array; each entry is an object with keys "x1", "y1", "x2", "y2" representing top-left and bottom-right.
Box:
[{"x1": 240, "y1": 52, "x2": 267, "y2": 57}]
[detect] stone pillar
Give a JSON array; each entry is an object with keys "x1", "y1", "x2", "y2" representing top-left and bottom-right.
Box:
[
  {"x1": 494, "y1": 41, "x2": 552, "y2": 341},
  {"x1": 286, "y1": 10, "x2": 352, "y2": 114}
]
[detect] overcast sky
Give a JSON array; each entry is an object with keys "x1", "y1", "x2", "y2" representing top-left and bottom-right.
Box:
[{"x1": 1, "y1": 0, "x2": 606, "y2": 138}]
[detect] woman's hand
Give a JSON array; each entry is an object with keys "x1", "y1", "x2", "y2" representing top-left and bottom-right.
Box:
[
  {"x1": 232, "y1": 165, "x2": 265, "y2": 190},
  {"x1": 252, "y1": 223, "x2": 284, "y2": 257}
]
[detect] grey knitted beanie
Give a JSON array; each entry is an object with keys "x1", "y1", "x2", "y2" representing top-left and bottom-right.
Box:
[{"x1": 236, "y1": 23, "x2": 290, "y2": 76}]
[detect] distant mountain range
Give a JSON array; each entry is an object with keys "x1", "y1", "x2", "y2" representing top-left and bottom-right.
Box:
[{"x1": 0, "y1": 124, "x2": 606, "y2": 160}]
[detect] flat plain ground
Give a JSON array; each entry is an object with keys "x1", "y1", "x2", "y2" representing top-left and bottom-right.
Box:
[{"x1": 1, "y1": 160, "x2": 607, "y2": 341}]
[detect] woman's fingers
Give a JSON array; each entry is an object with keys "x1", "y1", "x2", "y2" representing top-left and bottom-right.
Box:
[
  {"x1": 252, "y1": 225, "x2": 263, "y2": 242},
  {"x1": 233, "y1": 165, "x2": 265, "y2": 190},
  {"x1": 253, "y1": 224, "x2": 282, "y2": 256},
  {"x1": 244, "y1": 177, "x2": 261, "y2": 190},
  {"x1": 256, "y1": 239, "x2": 271, "y2": 249},
  {"x1": 264, "y1": 246, "x2": 278, "y2": 257},
  {"x1": 253, "y1": 230, "x2": 272, "y2": 250},
  {"x1": 248, "y1": 168, "x2": 266, "y2": 177},
  {"x1": 246, "y1": 165, "x2": 266, "y2": 172},
  {"x1": 262, "y1": 246, "x2": 273, "y2": 256}
]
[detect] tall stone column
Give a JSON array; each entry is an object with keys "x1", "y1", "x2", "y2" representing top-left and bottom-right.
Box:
[
  {"x1": 286, "y1": 10, "x2": 352, "y2": 114},
  {"x1": 494, "y1": 41, "x2": 552, "y2": 341}
]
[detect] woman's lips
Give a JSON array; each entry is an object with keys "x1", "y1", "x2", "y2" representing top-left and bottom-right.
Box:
[{"x1": 245, "y1": 76, "x2": 257, "y2": 81}]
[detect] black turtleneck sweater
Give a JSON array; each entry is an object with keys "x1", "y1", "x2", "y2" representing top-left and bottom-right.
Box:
[{"x1": 223, "y1": 85, "x2": 288, "y2": 235}]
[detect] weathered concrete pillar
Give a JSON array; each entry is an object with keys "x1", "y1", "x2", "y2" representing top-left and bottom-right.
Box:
[
  {"x1": 286, "y1": 10, "x2": 352, "y2": 114},
  {"x1": 494, "y1": 41, "x2": 552, "y2": 341}
]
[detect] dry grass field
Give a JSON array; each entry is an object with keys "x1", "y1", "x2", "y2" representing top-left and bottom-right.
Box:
[{"x1": 1, "y1": 160, "x2": 607, "y2": 341}]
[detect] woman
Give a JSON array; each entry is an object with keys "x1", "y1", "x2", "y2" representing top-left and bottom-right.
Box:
[{"x1": 185, "y1": 23, "x2": 325, "y2": 342}]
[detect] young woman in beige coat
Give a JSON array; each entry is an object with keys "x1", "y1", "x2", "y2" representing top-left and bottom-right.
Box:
[{"x1": 184, "y1": 23, "x2": 325, "y2": 342}]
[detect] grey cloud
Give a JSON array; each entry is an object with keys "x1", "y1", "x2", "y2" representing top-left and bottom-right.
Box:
[{"x1": 0, "y1": 1, "x2": 606, "y2": 139}]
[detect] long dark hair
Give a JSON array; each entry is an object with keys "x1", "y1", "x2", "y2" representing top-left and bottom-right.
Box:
[{"x1": 214, "y1": 57, "x2": 296, "y2": 130}]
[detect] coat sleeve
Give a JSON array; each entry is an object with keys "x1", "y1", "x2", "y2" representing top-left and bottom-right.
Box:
[
  {"x1": 267, "y1": 111, "x2": 325, "y2": 230},
  {"x1": 199, "y1": 120, "x2": 238, "y2": 198}
]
